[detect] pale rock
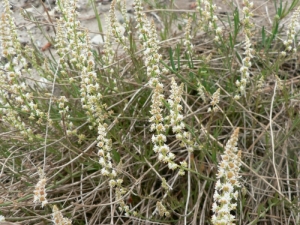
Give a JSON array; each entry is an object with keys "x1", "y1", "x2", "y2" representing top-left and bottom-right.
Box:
[{"x1": 91, "y1": 35, "x2": 106, "y2": 45}]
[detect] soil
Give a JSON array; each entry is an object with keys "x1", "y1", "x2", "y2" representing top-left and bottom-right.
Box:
[{"x1": 3, "y1": 0, "x2": 296, "y2": 50}]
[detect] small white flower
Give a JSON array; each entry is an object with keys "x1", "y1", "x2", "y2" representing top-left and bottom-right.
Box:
[
  {"x1": 101, "y1": 168, "x2": 109, "y2": 176},
  {"x1": 234, "y1": 95, "x2": 240, "y2": 100},
  {"x1": 151, "y1": 135, "x2": 157, "y2": 143},
  {"x1": 216, "y1": 27, "x2": 222, "y2": 34},
  {"x1": 168, "y1": 152, "x2": 175, "y2": 160},
  {"x1": 99, "y1": 157, "x2": 106, "y2": 166},
  {"x1": 109, "y1": 179, "x2": 116, "y2": 187},
  {"x1": 111, "y1": 169, "x2": 117, "y2": 177},
  {"x1": 158, "y1": 153, "x2": 164, "y2": 161},
  {"x1": 159, "y1": 144, "x2": 170, "y2": 154},
  {"x1": 168, "y1": 162, "x2": 178, "y2": 170}
]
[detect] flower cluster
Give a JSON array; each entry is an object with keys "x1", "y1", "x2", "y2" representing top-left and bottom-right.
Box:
[
  {"x1": 256, "y1": 76, "x2": 265, "y2": 93},
  {"x1": 156, "y1": 201, "x2": 170, "y2": 217},
  {"x1": 101, "y1": 17, "x2": 115, "y2": 76},
  {"x1": 134, "y1": 0, "x2": 164, "y2": 79},
  {"x1": 133, "y1": 2, "x2": 191, "y2": 206},
  {"x1": 118, "y1": 0, "x2": 129, "y2": 28},
  {"x1": 211, "y1": 128, "x2": 242, "y2": 225},
  {"x1": 1, "y1": 95, "x2": 35, "y2": 141},
  {"x1": 104, "y1": 0, "x2": 130, "y2": 92},
  {"x1": 55, "y1": 0, "x2": 132, "y2": 216},
  {"x1": 167, "y1": 78, "x2": 197, "y2": 174},
  {"x1": 0, "y1": 0, "x2": 26, "y2": 65},
  {"x1": 55, "y1": 0, "x2": 104, "y2": 143},
  {"x1": 58, "y1": 96, "x2": 76, "y2": 136},
  {"x1": 114, "y1": 179, "x2": 134, "y2": 216},
  {"x1": 196, "y1": 0, "x2": 220, "y2": 43},
  {"x1": 196, "y1": 0, "x2": 212, "y2": 21},
  {"x1": 235, "y1": 35, "x2": 253, "y2": 99},
  {"x1": 196, "y1": 0, "x2": 217, "y2": 29},
  {"x1": 55, "y1": 0, "x2": 106, "y2": 127},
  {"x1": 52, "y1": 205, "x2": 72, "y2": 225},
  {"x1": 54, "y1": 21, "x2": 68, "y2": 65},
  {"x1": 55, "y1": 0, "x2": 105, "y2": 136},
  {"x1": 208, "y1": 88, "x2": 220, "y2": 112},
  {"x1": 0, "y1": 0, "x2": 46, "y2": 141},
  {"x1": 109, "y1": 0, "x2": 128, "y2": 51},
  {"x1": 241, "y1": 0, "x2": 254, "y2": 37},
  {"x1": 33, "y1": 168, "x2": 48, "y2": 207},
  {"x1": 134, "y1": 0, "x2": 170, "y2": 168},
  {"x1": 168, "y1": 78, "x2": 184, "y2": 136},
  {"x1": 149, "y1": 79, "x2": 169, "y2": 163},
  {"x1": 283, "y1": 6, "x2": 300, "y2": 53},
  {"x1": 55, "y1": 0, "x2": 82, "y2": 67},
  {"x1": 197, "y1": 82, "x2": 207, "y2": 102},
  {"x1": 234, "y1": 0, "x2": 254, "y2": 100},
  {"x1": 183, "y1": 17, "x2": 194, "y2": 56},
  {"x1": 97, "y1": 125, "x2": 116, "y2": 179}
]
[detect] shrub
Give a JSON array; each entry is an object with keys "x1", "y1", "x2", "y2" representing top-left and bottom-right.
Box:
[{"x1": 1, "y1": 0, "x2": 300, "y2": 224}]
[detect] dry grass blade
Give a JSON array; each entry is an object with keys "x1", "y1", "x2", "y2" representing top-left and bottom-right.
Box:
[{"x1": 0, "y1": 223, "x2": 22, "y2": 225}]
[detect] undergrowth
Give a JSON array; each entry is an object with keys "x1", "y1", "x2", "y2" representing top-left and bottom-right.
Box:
[{"x1": 1, "y1": 0, "x2": 300, "y2": 224}]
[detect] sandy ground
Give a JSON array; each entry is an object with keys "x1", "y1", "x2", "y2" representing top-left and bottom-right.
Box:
[
  {"x1": 0, "y1": 0, "x2": 297, "y2": 78},
  {"x1": 4, "y1": 0, "x2": 295, "y2": 50}
]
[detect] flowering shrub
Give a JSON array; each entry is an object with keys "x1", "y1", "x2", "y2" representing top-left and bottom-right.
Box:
[{"x1": 0, "y1": 0, "x2": 300, "y2": 224}]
